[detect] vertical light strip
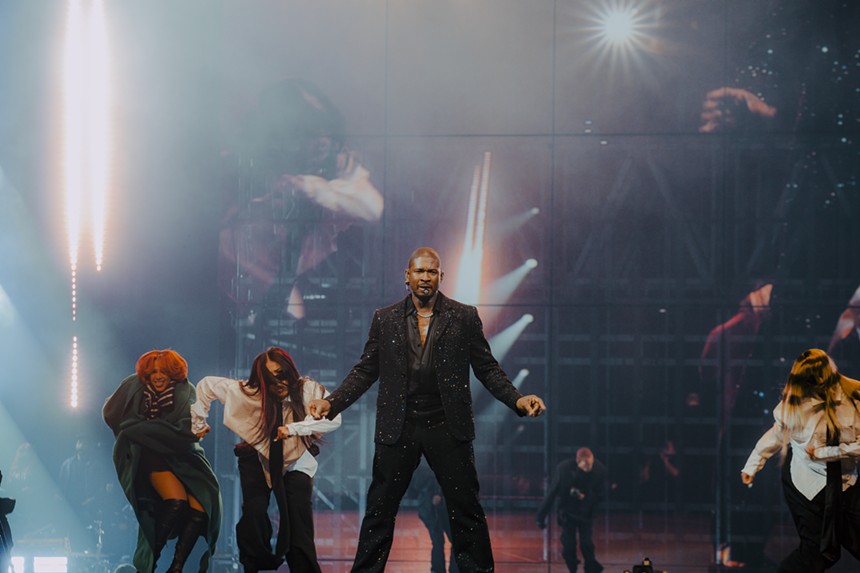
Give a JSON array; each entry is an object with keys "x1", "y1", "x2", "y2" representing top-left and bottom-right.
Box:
[
  {"x1": 62, "y1": 0, "x2": 84, "y2": 321},
  {"x1": 472, "y1": 151, "x2": 492, "y2": 294},
  {"x1": 62, "y1": 0, "x2": 112, "y2": 408},
  {"x1": 454, "y1": 152, "x2": 492, "y2": 305},
  {"x1": 70, "y1": 335, "x2": 79, "y2": 408},
  {"x1": 88, "y1": 0, "x2": 111, "y2": 271}
]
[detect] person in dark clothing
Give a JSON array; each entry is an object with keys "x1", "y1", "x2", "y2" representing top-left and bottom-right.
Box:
[
  {"x1": 537, "y1": 448, "x2": 607, "y2": 573},
  {"x1": 58, "y1": 435, "x2": 118, "y2": 553},
  {"x1": 308, "y1": 246, "x2": 547, "y2": 573},
  {"x1": 409, "y1": 462, "x2": 459, "y2": 573},
  {"x1": 0, "y1": 470, "x2": 14, "y2": 573}
]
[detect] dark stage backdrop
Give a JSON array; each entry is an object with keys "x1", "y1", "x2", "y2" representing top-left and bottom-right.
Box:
[{"x1": 1, "y1": 1, "x2": 859, "y2": 570}]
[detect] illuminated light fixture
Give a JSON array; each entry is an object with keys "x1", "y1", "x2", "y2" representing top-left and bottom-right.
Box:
[
  {"x1": 511, "y1": 368, "x2": 530, "y2": 389},
  {"x1": 601, "y1": 9, "x2": 636, "y2": 45},
  {"x1": 62, "y1": 0, "x2": 112, "y2": 408},
  {"x1": 570, "y1": 1, "x2": 658, "y2": 78},
  {"x1": 487, "y1": 313, "x2": 535, "y2": 363},
  {"x1": 592, "y1": 3, "x2": 650, "y2": 53},
  {"x1": 70, "y1": 336, "x2": 79, "y2": 408},
  {"x1": 487, "y1": 259, "x2": 539, "y2": 305},
  {"x1": 33, "y1": 557, "x2": 69, "y2": 573},
  {"x1": 454, "y1": 152, "x2": 492, "y2": 305},
  {"x1": 494, "y1": 206, "x2": 541, "y2": 237},
  {"x1": 10, "y1": 557, "x2": 69, "y2": 573},
  {"x1": 63, "y1": 0, "x2": 111, "y2": 288}
]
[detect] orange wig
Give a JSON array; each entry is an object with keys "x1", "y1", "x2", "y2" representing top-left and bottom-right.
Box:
[{"x1": 135, "y1": 349, "x2": 188, "y2": 383}]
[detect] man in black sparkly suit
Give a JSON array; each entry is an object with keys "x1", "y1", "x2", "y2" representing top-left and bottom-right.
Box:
[{"x1": 309, "y1": 246, "x2": 546, "y2": 573}]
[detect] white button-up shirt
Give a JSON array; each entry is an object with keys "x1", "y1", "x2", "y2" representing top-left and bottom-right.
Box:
[
  {"x1": 742, "y1": 386, "x2": 860, "y2": 500},
  {"x1": 191, "y1": 375, "x2": 342, "y2": 484}
]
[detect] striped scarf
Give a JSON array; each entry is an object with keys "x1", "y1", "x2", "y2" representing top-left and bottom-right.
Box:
[{"x1": 141, "y1": 382, "x2": 177, "y2": 419}]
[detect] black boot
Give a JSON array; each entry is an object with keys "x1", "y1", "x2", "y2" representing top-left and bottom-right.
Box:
[
  {"x1": 153, "y1": 499, "x2": 189, "y2": 564},
  {"x1": 167, "y1": 508, "x2": 207, "y2": 573}
]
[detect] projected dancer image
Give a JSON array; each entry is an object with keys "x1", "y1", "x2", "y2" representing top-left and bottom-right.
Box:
[
  {"x1": 218, "y1": 78, "x2": 383, "y2": 329},
  {"x1": 192, "y1": 347, "x2": 342, "y2": 573},
  {"x1": 103, "y1": 349, "x2": 222, "y2": 573},
  {"x1": 308, "y1": 246, "x2": 547, "y2": 573},
  {"x1": 741, "y1": 349, "x2": 860, "y2": 572}
]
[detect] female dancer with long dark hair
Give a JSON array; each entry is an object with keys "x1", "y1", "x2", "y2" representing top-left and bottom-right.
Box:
[
  {"x1": 742, "y1": 348, "x2": 860, "y2": 572},
  {"x1": 192, "y1": 346, "x2": 341, "y2": 573}
]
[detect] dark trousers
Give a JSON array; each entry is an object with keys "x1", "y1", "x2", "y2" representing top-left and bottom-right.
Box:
[
  {"x1": 778, "y1": 457, "x2": 860, "y2": 573},
  {"x1": 418, "y1": 500, "x2": 459, "y2": 573},
  {"x1": 236, "y1": 452, "x2": 321, "y2": 573},
  {"x1": 351, "y1": 417, "x2": 494, "y2": 573},
  {"x1": 560, "y1": 517, "x2": 601, "y2": 573}
]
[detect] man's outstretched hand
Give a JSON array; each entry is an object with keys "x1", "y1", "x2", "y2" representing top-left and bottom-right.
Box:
[
  {"x1": 309, "y1": 399, "x2": 331, "y2": 420},
  {"x1": 516, "y1": 395, "x2": 546, "y2": 417}
]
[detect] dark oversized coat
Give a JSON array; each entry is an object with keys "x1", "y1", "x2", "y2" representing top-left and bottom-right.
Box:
[
  {"x1": 326, "y1": 292, "x2": 524, "y2": 444},
  {"x1": 103, "y1": 375, "x2": 222, "y2": 573}
]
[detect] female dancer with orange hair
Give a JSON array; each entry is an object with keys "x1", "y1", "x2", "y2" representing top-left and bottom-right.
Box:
[{"x1": 104, "y1": 349, "x2": 222, "y2": 573}]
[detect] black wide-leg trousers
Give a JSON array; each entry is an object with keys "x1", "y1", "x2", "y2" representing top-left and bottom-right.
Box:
[
  {"x1": 235, "y1": 450, "x2": 321, "y2": 573},
  {"x1": 350, "y1": 416, "x2": 494, "y2": 573}
]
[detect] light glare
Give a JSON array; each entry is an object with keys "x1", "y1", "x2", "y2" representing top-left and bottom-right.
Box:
[
  {"x1": 602, "y1": 10, "x2": 635, "y2": 45},
  {"x1": 454, "y1": 152, "x2": 492, "y2": 304},
  {"x1": 62, "y1": 0, "x2": 112, "y2": 408}
]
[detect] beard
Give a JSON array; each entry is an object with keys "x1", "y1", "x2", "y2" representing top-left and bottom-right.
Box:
[{"x1": 414, "y1": 291, "x2": 433, "y2": 303}]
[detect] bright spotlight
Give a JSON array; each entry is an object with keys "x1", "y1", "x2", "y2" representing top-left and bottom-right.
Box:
[
  {"x1": 530, "y1": 207, "x2": 540, "y2": 215},
  {"x1": 486, "y1": 314, "x2": 536, "y2": 363},
  {"x1": 454, "y1": 152, "x2": 492, "y2": 305},
  {"x1": 33, "y1": 557, "x2": 68, "y2": 573},
  {"x1": 601, "y1": 9, "x2": 635, "y2": 45},
  {"x1": 570, "y1": 1, "x2": 658, "y2": 76},
  {"x1": 510, "y1": 368, "x2": 530, "y2": 390},
  {"x1": 486, "y1": 259, "x2": 540, "y2": 306},
  {"x1": 62, "y1": 0, "x2": 112, "y2": 409}
]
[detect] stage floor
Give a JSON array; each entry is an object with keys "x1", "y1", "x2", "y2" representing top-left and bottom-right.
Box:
[{"x1": 305, "y1": 509, "x2": 859, "y2": 573}]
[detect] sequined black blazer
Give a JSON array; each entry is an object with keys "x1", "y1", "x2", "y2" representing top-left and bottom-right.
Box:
[{"x1": 326, "y1": 292, "x2": 524, "y2": 444}]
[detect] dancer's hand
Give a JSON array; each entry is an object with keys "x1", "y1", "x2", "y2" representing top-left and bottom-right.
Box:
[
  {"x1": 741, "y1": 472, "x2": 754, "y2": 486},
  {"x1": 309, "y1": 399, "x2": 331, "y2": 419}
]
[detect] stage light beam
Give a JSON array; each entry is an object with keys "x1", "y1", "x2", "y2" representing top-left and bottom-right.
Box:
[
  {"x1": 455, "y1": 152, "x2": 492, "y2": 305},
  {"x1": 487, "y1": 313, "x2": 535, "y2": 363},
  {"x1": 487, "y1": 259, "x2": 539, "y2": 305},
  {"x1": 61, "y1": 0, "x2": 112, "y2": 408},
  {"x1": 511, "y1": 368, "x2": 530, "y2": 389}
]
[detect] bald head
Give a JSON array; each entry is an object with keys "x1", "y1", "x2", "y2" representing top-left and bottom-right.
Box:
[
  {"x1": 407, "y1": 247, "x2": 441, "y2": 269},
  {"x1": 405, "y1": 247, "x2": 444, "y2": 303},
  {"x1": 576, "y1": 447, "x2": 594, "y2": 472}
]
